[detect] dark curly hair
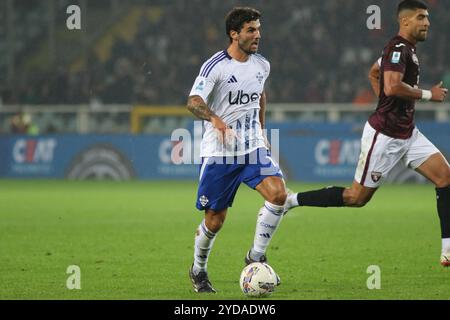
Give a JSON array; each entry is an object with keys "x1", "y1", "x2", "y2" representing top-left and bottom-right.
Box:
[{"x1": 225, "y1": 7, "x2": 261, "y2": 42}]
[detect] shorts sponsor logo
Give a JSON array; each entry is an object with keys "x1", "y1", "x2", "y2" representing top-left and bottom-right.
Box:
[{"x1": 371, "y1": 171, "x2": 382, "y2": 182}]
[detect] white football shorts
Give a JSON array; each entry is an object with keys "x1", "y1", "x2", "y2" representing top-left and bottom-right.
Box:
[{"x1": 354, "y1": 121, "x2": 441, "y2": 188}]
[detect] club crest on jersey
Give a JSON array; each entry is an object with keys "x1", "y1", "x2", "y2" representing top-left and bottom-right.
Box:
[
  {"x1": 199, "y1": 195, "x2": 209, "y2": 207},
  {"x1": 256, "y1": 72, "x2": 264, "y2": 84},
  {"x1": 371, "y1": 171, "x2": 382, "y2": 183},
  {"x1": 391, "y1": 51, "x2": 401, "y2": 64}
]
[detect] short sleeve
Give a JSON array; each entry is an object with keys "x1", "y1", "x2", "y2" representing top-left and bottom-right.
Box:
[
  {"x1": 382, "y1": 45, "x2": 409, "y2": 74},
  {"x1": 189, "y1": 62, "x2": 220, "y2": 102},
  {"x1": 260, "y1": 58, "x2": 270, "y2": 91}
]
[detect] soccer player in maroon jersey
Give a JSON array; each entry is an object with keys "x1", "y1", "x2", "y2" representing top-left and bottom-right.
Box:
[{"x1": 284, "y1": 0, "x2": 450, "y2": 266}]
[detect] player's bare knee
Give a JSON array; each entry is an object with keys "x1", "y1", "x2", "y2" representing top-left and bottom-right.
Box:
[
  {"x1": 267, "y1": 190, "x2": 287, "y2": 206},
  {"x1": 205, "y1": 213, "x2": 225, "y2": 232},
  {"x1": 206, "y1": 218, "x2": 224, "y2": 233}
]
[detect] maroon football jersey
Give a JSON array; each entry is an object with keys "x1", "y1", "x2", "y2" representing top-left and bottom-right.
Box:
[{"x1": 368, "y1": 35, "x2": 420, "y2": 139}]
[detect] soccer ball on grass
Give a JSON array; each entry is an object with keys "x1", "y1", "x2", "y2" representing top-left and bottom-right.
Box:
[{"x1": 239, "y1": 262, "x2": 279, "y2": 297}]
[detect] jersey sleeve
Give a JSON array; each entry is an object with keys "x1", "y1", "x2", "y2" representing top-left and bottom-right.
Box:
[
  {"x1": 265, "y1": 60, "x2": 270, "y2": 78},
  {"x1": 382, "y1": 45, "x2": 409, "y2": 74},
  {"x1": 189, "y1": 61, "x2": 220, "y2": 102},
  {"x1": 261, "y1": 59, "x2": 270, "y2": 91}
]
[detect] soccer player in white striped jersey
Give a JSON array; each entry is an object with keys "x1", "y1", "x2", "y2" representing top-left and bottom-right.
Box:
[{"x1": 187, "y1": 7, "x2": 286, "y2": 293}]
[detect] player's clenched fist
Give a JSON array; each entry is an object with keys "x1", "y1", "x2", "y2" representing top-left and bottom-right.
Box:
[{"x1": 431, "y1": 81, "x2": 448, "y2": 102}]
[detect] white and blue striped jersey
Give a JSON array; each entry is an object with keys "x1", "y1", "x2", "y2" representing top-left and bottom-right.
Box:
[{"x1": 189, "y1": 50, "x2": 270, "y2": 157}]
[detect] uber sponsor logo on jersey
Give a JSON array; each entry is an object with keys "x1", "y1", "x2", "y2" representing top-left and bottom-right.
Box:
[
  {"x1": 391, "y1": 51, "x2": 401, "y2": 64},
  {"x1": 228, "y1": 90, "x2": 261, "y2": 105}
]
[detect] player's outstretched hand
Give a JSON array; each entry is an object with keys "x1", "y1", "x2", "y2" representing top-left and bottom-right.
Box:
[
  {"x1": 211, "y1": 116, "x2": 237, "y2": 145},
  {"x1": 430, "y1": 81, "x2": 448, "y2": 102}
]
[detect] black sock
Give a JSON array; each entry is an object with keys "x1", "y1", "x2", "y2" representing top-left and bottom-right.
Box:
[
  {"x1": 436, "y1": 186, "x2": 450, "y2": 238},
  {"x1": 297, "y1": 186, "x2": 345, "y2": 207}
]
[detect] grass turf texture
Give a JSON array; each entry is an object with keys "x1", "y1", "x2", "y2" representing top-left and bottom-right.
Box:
[{"x1": 0, "y1": 180, "x2": 449, "y2": 300}]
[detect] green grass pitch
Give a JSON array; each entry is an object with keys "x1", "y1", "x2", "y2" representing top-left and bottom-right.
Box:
[{"x1": 0, "y1": 180, "x2": 449, "y2": 300}]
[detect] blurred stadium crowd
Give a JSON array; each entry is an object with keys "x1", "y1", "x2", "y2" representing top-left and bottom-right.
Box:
[{"x1": 1, "y1": 0, "x2": 449, "y2": 106}]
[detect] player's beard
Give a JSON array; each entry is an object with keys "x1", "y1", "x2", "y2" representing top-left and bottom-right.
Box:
[
  {"x1": 238, "y1": 39, "x2": 257, "y2": 55},
  {"x1": 415, "y1": 29, "x2": 428, "y2": 42}
]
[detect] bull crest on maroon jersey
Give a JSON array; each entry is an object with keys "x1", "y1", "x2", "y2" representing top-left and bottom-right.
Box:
[{"x1": 371, "y1": 171, "x2": 382, "y2": 182}]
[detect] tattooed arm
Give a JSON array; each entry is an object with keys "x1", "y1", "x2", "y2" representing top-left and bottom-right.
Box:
[
  {"x1": 187, "y1": 95, "x2": 230, "y2": 141},
  {"x1": 187, "y1": 95, "x2": 217, "y2": 121}
]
